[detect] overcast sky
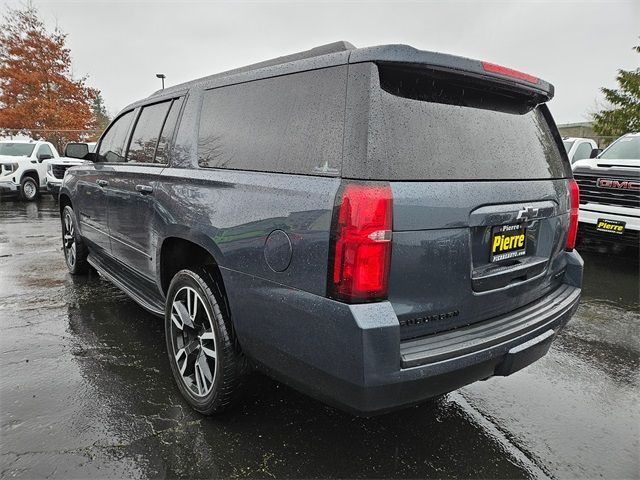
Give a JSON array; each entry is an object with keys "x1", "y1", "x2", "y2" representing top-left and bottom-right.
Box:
[{"x1": 6, "y1": 0, "x2": 639, "y2": 124}]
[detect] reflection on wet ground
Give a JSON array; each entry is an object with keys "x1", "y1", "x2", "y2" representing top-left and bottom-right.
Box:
[{"x1": 1, "y1": 197, "x2": 638, "y2": 478}]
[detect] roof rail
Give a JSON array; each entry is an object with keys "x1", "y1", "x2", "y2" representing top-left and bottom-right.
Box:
[
  {"x1": 223, "y1": 41, "x2": 356, "y2": 76},
  {"x1": 150, "y1": 41, "x2": 355, "y2": 97}
]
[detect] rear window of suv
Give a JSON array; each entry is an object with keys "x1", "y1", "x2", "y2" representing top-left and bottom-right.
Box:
[{"x1": 352, "y1": 64, "x2": 570, "y2": 181}]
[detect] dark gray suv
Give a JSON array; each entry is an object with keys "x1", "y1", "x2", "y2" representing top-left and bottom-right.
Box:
[{"x1": 59, "y1": 42, "x2": 583, "y2": 415}]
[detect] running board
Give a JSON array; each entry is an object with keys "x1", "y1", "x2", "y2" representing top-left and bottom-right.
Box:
[{"x1": 88, "y1": 253, "x2": 165, "y2": 317}]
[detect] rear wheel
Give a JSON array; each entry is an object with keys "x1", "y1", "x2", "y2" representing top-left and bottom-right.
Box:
[
  {"x1": 165, "y1": 268, "x2": 245, "y2": 414},
  {"x1": 20, "y1": 176, "x2": 39, "y2": 201},
  {"x1": 61, "y1": 205, "x2": 89, "y2": 274}
]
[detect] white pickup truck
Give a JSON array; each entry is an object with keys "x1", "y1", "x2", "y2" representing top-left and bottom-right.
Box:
[
  {"x1": 45, "y1": 142, "x2": 96, "y2": 198},
  {"x1": 0, "y1": 140, "x2": 60, "y2": 201},
  {"x1": 572, "y1": 132, "x2": 639, "y2": 248},
  {"x1": 563, "y1": 137, "x2": 598, "y2": 164}
]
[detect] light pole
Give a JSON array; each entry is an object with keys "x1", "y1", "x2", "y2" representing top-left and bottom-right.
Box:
[{"x1": 156, "y1": 73, "x2": 166, "y2": 89}]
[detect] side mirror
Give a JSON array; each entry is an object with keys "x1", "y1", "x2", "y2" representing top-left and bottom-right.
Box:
[
  {"x1": 64, "y1": 142, "x2": 90, "y2": 159},
  {"x1": 589, "y1": 148, "x2": 602, "y2": 159},
  {"x1": 37, "y1": 153, "x2": 53, "y2": 162}
]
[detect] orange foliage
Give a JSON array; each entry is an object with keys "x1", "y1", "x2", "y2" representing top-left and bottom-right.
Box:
[{"x1": 0, "y1": 6, "x2": 99, "y2": 149}]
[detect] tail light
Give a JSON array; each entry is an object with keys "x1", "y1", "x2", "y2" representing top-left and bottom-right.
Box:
[
  {"x1": 329, "y1": 183, "x2": 393, "y2": 303},
  {"x1": 566, "y1": 179, "x2": 580, "y2": 251}
]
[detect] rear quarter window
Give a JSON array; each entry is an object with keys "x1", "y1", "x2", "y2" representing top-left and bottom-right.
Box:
[{"x1": 197, "y1": 66, "x2": 347, "y2": 176}]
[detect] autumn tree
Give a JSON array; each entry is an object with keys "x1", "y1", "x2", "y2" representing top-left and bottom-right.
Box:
[
  {"x1": 0, "y1": 5, "x2": 99, "y2": 150},
  {"x1": 592, "y1": 41, "x2": 640, "y2": 137},
  {"x1": 90, "y1": 92, "x2": 111, "y2": 140}
]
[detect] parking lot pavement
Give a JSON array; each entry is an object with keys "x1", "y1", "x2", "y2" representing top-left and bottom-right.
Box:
[{"x1": 1, "y1": 196, "x2": 638, "y2": 479}]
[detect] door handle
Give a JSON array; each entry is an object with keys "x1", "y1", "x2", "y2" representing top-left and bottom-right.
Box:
[
  {"x1": 96, "y1": 179, "x2": 108, "y2": 187},
  {"x1": 136, "y1": 184, "x2": 154, "y2": 195}
]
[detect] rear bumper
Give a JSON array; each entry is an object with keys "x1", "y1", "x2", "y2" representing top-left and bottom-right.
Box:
[
  {"x1": 225, "y1": 251, "x2": 583, "y2": 415},
  {"x1": 400, "y1": 283, "x2": 579, "y2": 368},
  {"x1": 349, "y1": 281, "x2": 579, "y2": 415}
]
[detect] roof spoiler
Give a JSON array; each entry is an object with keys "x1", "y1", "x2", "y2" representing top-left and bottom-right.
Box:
[{"x1": 349, "y1": 45, "x2": 554, "y2": 102}]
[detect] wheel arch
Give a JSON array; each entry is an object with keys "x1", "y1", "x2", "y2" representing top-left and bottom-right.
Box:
[
  {"x1": 157, "y1": 230, "x2": 228, "y2": 311},
  {"x1": 21, "y1": 169, "x2": 39, "y2": 184},
  {"x1": 59, "y1": 192, "x2": 72, "y2": 215}
]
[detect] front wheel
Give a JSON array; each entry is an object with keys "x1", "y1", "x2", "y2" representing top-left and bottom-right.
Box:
[
  {"x1": 165, "y1": 268, "x2": 245, "y2": 414},
  {"x1": 20, "y1": 176, "x2": 39, "y2": 201},
  {"x1": 61, "y1": 205, "x2": 89, "y2": 274}
]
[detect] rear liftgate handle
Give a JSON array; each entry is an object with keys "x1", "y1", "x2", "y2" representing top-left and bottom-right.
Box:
[{"x1": 135, "y1": 184, "x2": 154, "y2": 195}]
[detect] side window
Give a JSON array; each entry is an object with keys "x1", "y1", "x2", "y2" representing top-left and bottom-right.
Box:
[
  {"x1": 126, "y1": 101, "x2": 172, "y2": 164},
  {"x1": 97, "y1": 111, "x2": 135, "y2": 163},
  {"x1": 197, "y1": 66, "x2": 346, "y2": 175},
  {"x1": 37, "y1": 144, "x2": 53, "y2": 158},
  {"x1": 573, "y1": 142, "x2": 592, "y2": 162},
  {"x1": 155, "y1": 97, "x2": 184, "y2": 164}
]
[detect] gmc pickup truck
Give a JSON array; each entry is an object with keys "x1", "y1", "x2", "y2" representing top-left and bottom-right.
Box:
[{"x1": 572, "y1": 133, "x2": 639, "y2": 249}]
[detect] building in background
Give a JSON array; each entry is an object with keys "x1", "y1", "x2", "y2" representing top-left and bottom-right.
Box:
[{"x1": 557, "y1": 122, "x2": 616, "y2": 148}]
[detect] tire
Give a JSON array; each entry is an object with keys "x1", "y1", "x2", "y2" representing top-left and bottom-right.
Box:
[
  {"x1": 165, "y1": 268, "x2": 246, "y2": 414},
  {"x1": 20, "y1": 176, "x2": 39, "y2": 201},
  {"x1": 61, "y1": 205, "x2": 89, "y2": 274}
]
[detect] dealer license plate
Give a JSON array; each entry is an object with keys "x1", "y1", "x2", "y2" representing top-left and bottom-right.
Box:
[
  {"x1": 490, "y1": 224, "x2": 527, "y2": 262},
  {"x1": 596, "y1": 218, "x2": 625, "y2": 235}
]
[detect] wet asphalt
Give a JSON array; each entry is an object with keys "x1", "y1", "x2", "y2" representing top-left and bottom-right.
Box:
[{"x1": 0, "y1": 196, "x2": 638, "y2": 479}]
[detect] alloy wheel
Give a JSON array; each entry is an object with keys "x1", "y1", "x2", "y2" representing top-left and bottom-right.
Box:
[
  {"x1": 23, "y1": 180, "x2": 36, "y2": 200},
  {"x1": 63, "y1": 212, "x2": 76, "y2": 268},
  {"x1": 169, "y1": 286, "x2": 218, "y2": 397}
]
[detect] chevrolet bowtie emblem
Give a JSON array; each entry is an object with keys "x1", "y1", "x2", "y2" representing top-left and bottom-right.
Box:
[{"x1": 516, "y1": 206, "x2": 539, "y2": 221}]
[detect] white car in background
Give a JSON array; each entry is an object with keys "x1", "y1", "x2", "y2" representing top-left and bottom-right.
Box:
[
  {"x1": 0, "y1": 140, "x2": 60, "y2": 201},
  {"x1": 563, "y1": 137, "x2": 598, "y2": 164},
  {"x1": 572, "y1": 132, "x2": 639, "y2": 249},
  {"x1": 46, "y1": 142, "x2": 96, "y2": 198}
]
